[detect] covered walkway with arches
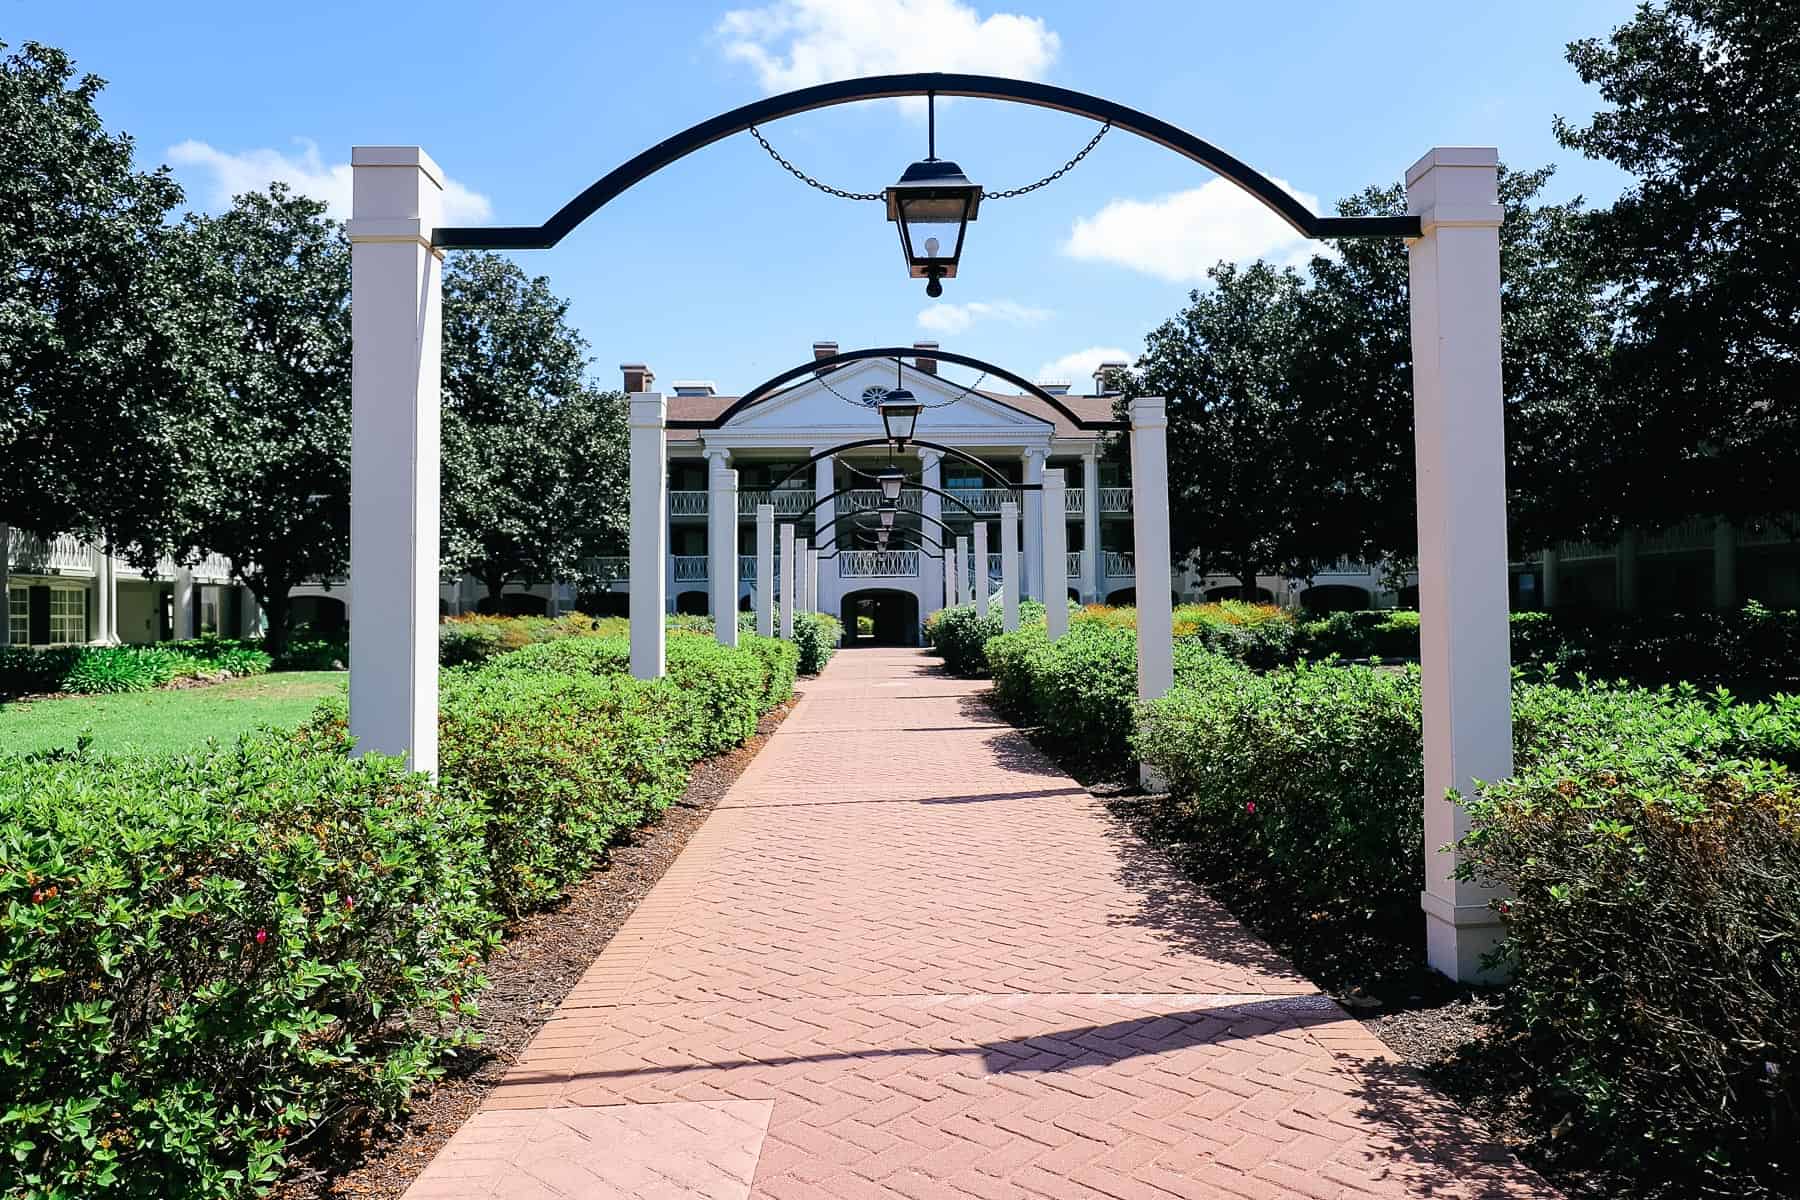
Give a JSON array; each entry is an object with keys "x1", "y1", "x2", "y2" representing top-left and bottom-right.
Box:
[{"x1": 404, "y1": 648, "x2": 1552, "y2": 1200}]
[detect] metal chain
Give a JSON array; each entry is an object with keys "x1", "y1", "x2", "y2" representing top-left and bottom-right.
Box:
[
  {"x1": 746, "y1": 120, "x2": 1111, "y2": 203},
  {"x1": 982, "y1": 121, "x2": 1110, "y2": 200},
  {"x1": 747, "y1": 125, "x2": 882, "y2": 201}
]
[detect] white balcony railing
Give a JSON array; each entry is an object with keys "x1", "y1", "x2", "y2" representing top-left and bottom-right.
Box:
[
  {"x1": 1067, "y1": 551, "x2": 1084, "y2": 579},
  {"x1": 986, "y1": 552, "x2": 1001, "y2": 581},
  {"x1": 942, "y1": 487, "x2": 1019, "y2": 515},
  {"x1": 1099, "y1": 487, "x2": 1133, "y2": 513},
  {"x1": 6, "y1": 531, "x2": 95, "y2": 576},
  {"x1": 838, "y1": 550, "x2": 919, "y2": 578},
  {"x1": 585, "y1": 557, "x2": 629, "y2": 581},
  {"x1": 836, "y1": 489, "x2": 924, "y2": 514},
  {"x1": 738, "y1": 554, "x2": 785, "y2": 581},
  {"x1": 192, "y1": 552, "x2": 234, "y2": 582},
  {"x1": 672, "y1": 556, "x2": 708, "y2": 582},
  {"x1": 1104, "y1": 551, "x2": 1135, "y2": 579},
  {"x1": 670, "y1": 491, "x2": 708, "y2": 517},
  {"x1": 737, "y1": 489, "x2": 814, "y2": 517},
  {"x1": 1064, "y1": 489, "x2": 1083, "y2": 516},
  {"x1": 1313, "y1": 558, "x2": 1375, "y2": 578}
]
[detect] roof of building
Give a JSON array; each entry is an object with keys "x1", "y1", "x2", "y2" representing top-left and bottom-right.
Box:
[{"x1": 663, "y1": 385, "x2": 1119, "y2": 444}]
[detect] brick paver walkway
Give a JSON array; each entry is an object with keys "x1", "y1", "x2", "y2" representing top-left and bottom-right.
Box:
[{"x1": 405, "y1": 647, "x2": 1554, "y2": 1200}]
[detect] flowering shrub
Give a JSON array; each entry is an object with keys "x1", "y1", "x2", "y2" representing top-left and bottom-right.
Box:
[{"x1": 0, "y1": 733, "x2": 496, "y2": 1198}]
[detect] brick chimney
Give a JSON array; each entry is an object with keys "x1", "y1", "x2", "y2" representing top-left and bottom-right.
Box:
[
  {"x1": 1094, "y1": 360, "x2": 1129, "y2": 396},
  {"x1": 812, "y1": 341, "x2": 839, "y2": 374},
  {"x1": 913, "y1": 341, "x2": 939, "y2": 375},
  {"x1": 620, "y1": 363, "x2": 655, "y2": 393}
]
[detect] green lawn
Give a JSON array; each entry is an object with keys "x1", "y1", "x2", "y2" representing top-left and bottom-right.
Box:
[{"x1": 0, "y1": 672, "x2": 346, "y2": 757}]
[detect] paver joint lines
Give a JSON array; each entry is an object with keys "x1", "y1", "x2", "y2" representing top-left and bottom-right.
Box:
[{"x1": 406, "y1": 647, "x2": 1554, "y2": 1200}]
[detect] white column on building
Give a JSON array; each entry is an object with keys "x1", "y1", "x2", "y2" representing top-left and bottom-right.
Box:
[
  {"x1": 1406, "y1": 146, "x2": 1512, "y2": 982},
  {"x1": 779, "y1": 524, "x2": 796, "y2": 638},
  {"x1": 174, "y1": 566, "x2": 195, "y2": 641},
  {"x1": 756, "y1": 504, "x2": 775, "y2": 637},
  {"x1": 1043, "y1": 469, "x2": 1069, "y2": 640},
  {"x1": 1022, "y1": 447, "x2": 1046, "y2": 601},
  {"x1": 795, "y1": 537, "x2": 810, "y2": 614},
  {"x1": 347, "y1": 146, "x2": 443, "y2": 772},
  {"x1": 243, "y1": 586, "x2": 262, "y2": 639},
  {"x1": 806, "y1": 545, "x2": 819, "y2": 615},
  {"x1": 1082, "y1": 451, "x2": 1102, "y2": 603},
  {"x1": 1712, "y1": 519, "x2": 1737, "y2": 611},
  {"x1": 1000, "y1": 502, "x2": 1020, "y2": 632},
  {"x1": 1540, "y1": 548, "x2": 1560, "y2": 610},
  {"x1": 973, "y1": 521, "x2": 990, "y2": 618},
  {"x1": 1130, "y1": 398, "x2": 1174, "y2": 704},
  {"x1": 953, "y1": 537, "x2": 967, "y2": 607},
  {"x1": 628, "y1": 393, "x2": 667, "y2": 679},
  {"x1": 88, "y1": 546, "x2": 112, "y2": 644},
  {"x1": 813, "y1": 452, "x2": 835, "y2": 555},
  {"x1": 918, "y1": 449, "x2": 944, "y2": 615},
  {"x1": 708, "y1": 455, "x2": 739, "y2": 647}
]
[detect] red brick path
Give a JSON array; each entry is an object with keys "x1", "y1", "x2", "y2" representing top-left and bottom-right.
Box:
[{"x1": 404, "y1": 648, "x2": 1554, "y2": 1199}]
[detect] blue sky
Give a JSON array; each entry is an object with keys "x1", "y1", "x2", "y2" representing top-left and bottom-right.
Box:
[{"x1": 15, "y1": 0, "x2": 1637, "y2": 393}]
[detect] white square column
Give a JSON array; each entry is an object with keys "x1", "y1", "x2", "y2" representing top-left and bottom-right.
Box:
[
  {"x1": 1082, "y1": 452, "x2": 1103, "y2": 602},
  {"x1": 1000, "y1": 502, "x2": 1020, "y2": 632},
  {"x1": 756, "y1": 504, "x2": 775, "y2": 637},
  {"x1": 813, "y1": 453, "x2": 835, "y2": 554},
  {"x1": 1022, "y1": 447, "x2": 1046, "y2": 601},
  {"x1": 917, "y1": 449, "x2": 945, "y2": 615},
  {"x1": 348, "y1": 146, "x2": 443, "y2": 771},
  {"x1": 805, "y1": 545, "x2": 818, "y2": 615},
  {"x1": 173, "y1": 566, "x2": 195, "y2": 640},
  {"x1": 973, "y1": 522, "x2": 990, "y2": 618},
  {"x1": 1043, "y1": 470, "x2": 1069, "y2": 640},
  {"x1": 628, "y1": 393, "x2": 667, "y2": 679},
  {"x1": 708, "y1": 457, "x2": 739, "y2": 647},
  {"x1": 1407, "y1": 146, "x2": 1512, "y2": 982},
  {"x1": 88, "y1": 546, "x2": 114, "y2": 645},
  {"x1": 780, "y1": 524, "x2": 796, "y2": 638},
  {"x1": 953, "y1": 537, "x2": 967, "y2": 607},
  {"x1": 795, "y1": 537, "x2": 810, "y2": 614},
  {"x1": 1130, "y1": 398, "x2": 1174, "y2": 702}
]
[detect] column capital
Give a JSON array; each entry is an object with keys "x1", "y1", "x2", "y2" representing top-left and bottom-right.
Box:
[
  {"x1": 1021, "y1": 445, "x2": 1050, "y2": 464},
  {"x1": 915, "y1": 447, "x2": 944, "y2": 466},
  {"x1": 1129, "y1": 396, "x2": 1167, "y2": 430},
  {"x1": 1405, "y1": 147, "x2": 1502, "y2": 235},
  {"x1": 628, "y1": 393, "x2": 666, "y2": 427}
]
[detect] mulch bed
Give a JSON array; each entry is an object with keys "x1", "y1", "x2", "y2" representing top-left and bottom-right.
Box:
[{"x1": 272, "y1": 697, "x2": 796, "y2": 1200}]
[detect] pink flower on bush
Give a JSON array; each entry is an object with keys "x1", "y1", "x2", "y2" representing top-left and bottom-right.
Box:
[
  {"x1": 1245, "y1": 802, "x2": 1257, "y2": 815},
  {"x1": 254, "y1": 928, "x2": 268, "y2": 945}
]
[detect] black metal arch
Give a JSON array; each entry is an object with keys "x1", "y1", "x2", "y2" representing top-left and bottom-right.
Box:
[
  {"x1": 789, "y1": 481, "x2": 980, "y2": 521},
  {"x1": 766, "y1": 438, "x2": 1033, "y2": 493},
  {"x1": 675, "y1": 346, "x2": 1127, "y2": 433},
  {"x1": 434, "y1": 73, "x2": 1418, "y2": 251}
]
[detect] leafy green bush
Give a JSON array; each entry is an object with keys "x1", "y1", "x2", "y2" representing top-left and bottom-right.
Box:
[
  {"x1": 1, "y1": 640, "x2": 274, "y2": 697},
  {"x1": 56, "y1": 646, "x2": 178, "y2": 694},
  {"x1": 271, "y1": 627, "x2": 346, "y2": 672},
  {"x1": 739, "y1": 634, "x2": 798, "y2": 711},
  {"x1": 437, "y1": 667, "x2": 692, "y2": 914},
  {"x1": 929, "y1": 602, "x2": 1044, "y2": 677},
  {"x1": 436, "y1": 612, "x2": 623, "y2": 667},
  {"x1": 792, "y1": 611, "x2": 843, "y2": 676},
  {"x1": 0, "y1": 733, "x2": 496, "y2": 1198},
  {"x1": 1460, "y1": 743, "x2": 1800, "y2": 1186}
]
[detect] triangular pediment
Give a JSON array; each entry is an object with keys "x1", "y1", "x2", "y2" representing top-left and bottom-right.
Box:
[{"x1": 712, "y1": 360, "x2": 1051, "y2": 443}]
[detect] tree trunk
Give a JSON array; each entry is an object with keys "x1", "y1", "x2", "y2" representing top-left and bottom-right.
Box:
[
  {"x1": 256, "y1": 579, "x2": 294, "y2": 657},
  {"x1": 482, "y1": 568, "x2": 508, "y2": 615},
  {"x1": 1238, "y1": 549, "x2": 1258, "y2": 603}
]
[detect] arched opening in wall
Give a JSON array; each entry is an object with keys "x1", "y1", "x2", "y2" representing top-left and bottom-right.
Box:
[
  {"x1": 1395, "y1": 584, "x2": 1421, "y2": 610},
  {"x1": 840, "y1": 588, "x2": 920, "y2": 646},
  {"x1": 579, "y1": 589, "x2": 631, "y2": 617},
  {"x1": 739, "y1": 593, "x2": 754, "y2": 611},
  {"x1": 478, "y1": 593, "x2": 548, "y2": 616},
  {"x1": 674, "y1": 590, "x2": 710, "y2": 616},
  {"x1": 1203, "y1": 585, "x2": 1276, "y2": 604},
  {"x1": 1106, "y1": 587, "x2": 1136, "y2": 606},
  {"x1": 291, "y1": 595, "x2": 347, "y2": 633},
  {"x1": 1299, "y1": 584, "x2": 1371, "y2": 614}
]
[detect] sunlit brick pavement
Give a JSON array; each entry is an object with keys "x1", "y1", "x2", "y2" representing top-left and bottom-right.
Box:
[{"x1": 405, "y1": 647, "x2": 1555, "y2": 1200}]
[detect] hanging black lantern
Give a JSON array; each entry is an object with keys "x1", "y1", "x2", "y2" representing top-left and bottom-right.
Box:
[
  {"x1": 879, "y1": 507, "x2": 896, "y2": 530},
  {"x1": 885, "y1": 94, "x2": 981, "y2": 297},
  {"x1": 879, "y1": 390, "x2": 922, "y2": 444},
  {"x1": 876, "y1": 467, "x2": 907, "y2": 506}
]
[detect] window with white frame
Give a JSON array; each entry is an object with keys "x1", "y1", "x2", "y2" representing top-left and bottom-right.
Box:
[
  {"x1": 49, "y1": 586, "x2": 86, "y2": 645},
  {"x1": 6, "y1": 589, "x2": 24, "y2": 646}
]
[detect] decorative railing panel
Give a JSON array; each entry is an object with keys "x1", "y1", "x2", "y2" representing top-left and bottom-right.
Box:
[
  {"x1": 838, "y1": 550, "x2": 919, "y2": 578},
  {"x1": 585, "y1": 556, "x2": 629, "y2": 581},
  {"x1": 6, "y1": 531, "x2": 95, "y2": 576},
  {"x1": 1104, "y1": 551, "x2": 1135, "y2": 579},
  {"x1": 942, "y1": 487, "x2": 1020, "y2": 514},
  {"x1": 836, "y1": 489, "x2": 924, "y2": 514},
  {"x1": 1067, "y1": 551, "x2": 1084, "y2": 579},
  {"x1": 1312, "y1": 558, "x2": 1375, "y2": 577},
  {"x1": 737, "y1": 489, "x2": 813, "y2": 516},
  {"x1": 1099, "y1": 487, "x2": 1133, "y2": 513},
  {"x1": 673, "y1": 556, "x2": 708, "y2": 582},
  {"x1": 670, "y1": 491, "x2": 708, "y2": 517}
]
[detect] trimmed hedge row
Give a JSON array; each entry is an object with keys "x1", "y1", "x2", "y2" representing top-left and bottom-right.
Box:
[
  {"x1": 437, "y1": 612, "x2": 626, "y2": 667},
  {"x1": 0, "y1": 629, "x2": 796, "y2": 1197},
  {"x1": 0, "y1": 638, "x2": 272, "y2": 697}
]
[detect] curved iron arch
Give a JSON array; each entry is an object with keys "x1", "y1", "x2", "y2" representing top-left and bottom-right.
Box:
[
  {"x1": 766, "y1": 438, "x2": 1031, "y2": 493},
  {"x1": 433, "y1": 72, "x2": 1419, "y2": 251},
  {"x1": 671, "y1": 345, "x2": 1127, "y2": 433}
]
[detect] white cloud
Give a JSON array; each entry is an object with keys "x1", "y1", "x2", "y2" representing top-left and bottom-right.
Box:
[
  {"x1": 717, "y1": 0, "x2": 1059, "y2": 97},
  {"x1": 1035, "y1": 346, "x2": 1134, "y2": 385},
  {"x1": 1062, "y1": 175, "x2": 1323, "y2": 282},
  {"x1": 167, "y1": 138, "x2": 493, "y2": 224},
  {"x1": 916, "y1": 298, "x2": 1051, "y2": 335}
]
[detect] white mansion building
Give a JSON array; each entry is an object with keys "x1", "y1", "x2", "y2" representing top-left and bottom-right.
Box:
[{"x1": 5, "y1": 341, "x2": 1794, "y2": 648}]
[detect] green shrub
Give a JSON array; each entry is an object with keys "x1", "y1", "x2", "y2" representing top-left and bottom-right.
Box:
[
  {"x1": 57, "y1": 646, "x2": 178, "y2": 694},
  {"x1": 1459, "y1": 749, "x2": 1800, "y2": 1186},
  {"x1": 435, "y1": 612, "x2": 622, "y2": 668},
  {"x1": 271, "y1": 627, "x2": 346, "y2": 672},
  {"x1": 792, "y1": 611, "x2": 843, "y2": 676},
  {"x1": 0, "y1": 733, "x2": 496, "y2": 1198},
  {"x1": 437, "y1": 667, "x2": 691, "y2": 914},
  {"x1": 739, "y1": 634, "x2": 798, "y2": 711},
  {"x1": 930, "y1": 602, "x2": 1044, "y2": 677},
  {"x1": 985, "y1": 624, "x2": 1052, "y2": 722}
]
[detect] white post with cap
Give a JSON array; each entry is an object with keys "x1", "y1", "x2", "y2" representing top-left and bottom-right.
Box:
[
  {"x1": 756, "y1": 503, "x2": 775, "y2": 637},
  {"x1": 1407, "y1": 146, "x2": 1512, "y2": 982},
  {"x1": 708, "y1": 455, "x2": 738, "y2": 647},
  {"x1": 1043, "y1": 469, "x2": 1069, "y2": 640},
  {"x1": 628, "y1": 393, "x2": 667, "y2": 679},
  {"x1": 1131, "y1": 398, "x2": 1174, "y2": 703},
  {"x1": 1000, "y1": 502, "x2": 1021, "y2": 632},
  {"x1": 348, "y1": 146, "x2": 443, "y2": 771},
  {"x1": 953, "y1": 537, "x2": 967, "y2": 608},
  {"x1": 780, "y1": 524, "x2": 796, "y2": 639},
  {"x1": 973, "y1": 521, "x2": 989, "y2": 618}
]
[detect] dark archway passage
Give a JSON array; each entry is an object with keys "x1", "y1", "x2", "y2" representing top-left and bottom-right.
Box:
[{"x1": 840, "y1": 588, "x2": 920, "y2": 646}]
